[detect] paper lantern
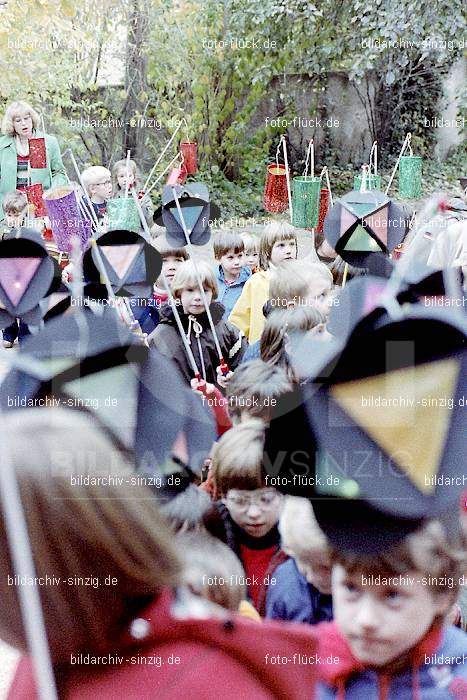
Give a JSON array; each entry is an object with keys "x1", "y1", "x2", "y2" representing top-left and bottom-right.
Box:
[
  {"x1": 106, "y1": 197, "x2": 141, "y2": 233},
  {"x1": 353, "y1": 174, "x2": 382, "y2": 191},
  {"x1": 26, "y1": 183, "x2": 46, "y2": 217},
  {"x1": 180, "y1": 141, "x2": 197, "y2": 175},
  {"x1": 317, "y1": 188, "x2": 331, "y2": 234},
  {"x1": 292, "y1": 176, "x2": 321, "y2": 228},
  {"x1": 263, "y1": 164, "x2": 289, "y2": 213},
  {"x1": 43, "y1": 186, "x2": 91, "y2": 254},
  {"x1": 399, "y1": 156, "x2": 422, "y2": 198},
  {"x1": 28, "y1": 137, "x2": 47, "y2": 169}
]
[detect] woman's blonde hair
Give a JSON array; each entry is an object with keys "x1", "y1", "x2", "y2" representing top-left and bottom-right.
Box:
[
  {"x1": 1, "y1": 100, "x2": 40, "y2": 137},
  {"x1": 0, "y1": 408, "x2": 181, "y2": 663},
  {"x1": 260, "y1": 306, "x2": 326, "y2": 381},
  {"x1": 259, "y1": 220, "x2": 297, "y2": 270},
  {"x1": 171, "y1": 259, "x2": 218, "y2": 299},
  {"x1": 112, "y1": 159, "x2": 140, "y2": 194}
]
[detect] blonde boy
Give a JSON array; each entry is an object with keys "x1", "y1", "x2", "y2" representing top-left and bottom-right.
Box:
[
  {"x1": 240, "y1": 232, "x2": 260, "y2": 272},
  {"x1": 265, "y1": 496, "x2": 333, "y2": 624},
  {"x1": 81, "y1": 165, "x2": 113, "y2": 221}
]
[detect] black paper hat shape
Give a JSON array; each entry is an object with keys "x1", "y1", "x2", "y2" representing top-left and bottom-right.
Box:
[
  {"x1": 324, "y1": 189, "x2": 410, "y2": 268},
  {"x1": 0, "y1": 228, "x2": 54, "y2": 329},
  {"x1": 0, "y1": 312, "x2": 216, "y2": 479},
  {"x1": 83, "y1": 229, "x2": 162, "y2": 298},
  {"x1": 264, "y1": 307, "x2": 466, "y2": 552},
  {"x1": 153, "y1": 183, "x2": 220, "y2": 247}
]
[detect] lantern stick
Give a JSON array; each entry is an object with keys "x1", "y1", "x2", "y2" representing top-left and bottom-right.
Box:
[
  {"x1": 281, "y1": 136, "x2": 293, "y2": 224},
  {"x1": 124, "y1": 150, "x2": 131, "y2": 199},
  {"x1": 303, "y1": 139, "x2": 314, "y2": 178},
  {"x1": 385, "y1": 133, "x2": 411, "y2": 195},
  {"x1": 0, "y1": 430, "x2": 58, "y2": 700},
  {"x1": 369, "y1": 140, "x2": 378, "y2": 176},
  {"x1": 132, "y1": 190, "x2": 202, "y2": 377},
  {"x1": 40, "y1": 113, "x2": 53, "y2": 186},
  {"x1": 360, "y1": 164, "x2": 369, "y2": 193},
  {"x1": 342, "y1": 262, "x2": 349, "y2": 288},
  {"x1": 171, "y1": 186, "x2": 226, "y2": 365},
  {"x1": 324, "y1": 166, "x2": 334, "y2": 207},
  {"x1": 145, "y1": 151, "x2": 182, "y2": 197},
  {"x1": 142, "y1": 119, "x2": 186, "y2": 192}
]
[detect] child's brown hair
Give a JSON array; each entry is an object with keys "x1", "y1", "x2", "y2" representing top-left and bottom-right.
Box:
[
  {"x1": 225, "y1": 359, "x2": 292, "y2": 424},
  {"x1": 152, "y1": 235, "x2": 189, "y2": 261},
  {"x1": 213, "y1": 230, "x2": 244, "y2": 260},
  {"x1": 3, "y1": 190, "x2": 28, "y2": 216},
  {"x1": 212, "y1": 418, "x2": 268, "y2": 495}
]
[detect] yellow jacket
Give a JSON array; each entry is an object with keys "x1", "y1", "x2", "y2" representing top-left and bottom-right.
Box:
[{"x1": 228, "y1": 269, "x2": 271, "y2": 344}]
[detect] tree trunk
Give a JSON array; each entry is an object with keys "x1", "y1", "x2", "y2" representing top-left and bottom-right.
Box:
[{"x1": 123, "y1": 0, "x2": 149, "y2": 161}]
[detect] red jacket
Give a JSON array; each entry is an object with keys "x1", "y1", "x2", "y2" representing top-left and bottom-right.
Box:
[{"x1": 9, "y1": 589, "x2": 318, "y2": 699}]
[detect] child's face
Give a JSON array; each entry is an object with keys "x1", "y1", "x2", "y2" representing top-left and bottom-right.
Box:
[
  {"x1": 5, "y1": 210, "x2": 26, "y2": 228},
  {"x1": 13, "y1": 112, "x2": 33, "y2": 138},
  {"x1": 90, "y1": 176, "x2": 113, "y2": 202},
  {"x1": 284, "y1": 544, "x2": 332, "y2": 594},
  {"x1": 160, "y1": 255, "x2": 185, "y2": 288},
  {"x1": 332, "y1": 564, "x2": 450, "y2": 667},
  {"x1": 245, "y1": 250, "x2": 259, "y2": 270},
  {"x1": 304, "y1": 278, "x2": 333, "y2": 318},
  {"x1": 224, "y1": 487, "x2": 282, "y2": 538},
  {"x1": 270, "y1": 238, "x2": 297, "y2": 265},
  {"x1": 117, "y1": 168, "x2": 135, "y2": 190},
  {"x1": 220, "y1": 249, "x2": 244, "y2": 279},
  {"x1": 180, "y1": 285, "x2": 213, "y2": 315}
]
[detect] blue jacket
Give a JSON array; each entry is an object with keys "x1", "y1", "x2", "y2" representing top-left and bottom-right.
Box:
[
  {"x1": 265, "y1": 557, "x2": 333, "y2": 625},
  {"x1": 216, "y1": 265, "x2": 251, "y2": 319},
  {"x1": 316, "y1": 623, "x2": 467, "y2": 699}
]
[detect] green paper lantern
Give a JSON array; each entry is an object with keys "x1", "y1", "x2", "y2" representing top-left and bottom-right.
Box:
[
  {"x1": 107, "y1": 198, "x2": 142, "y2": 233},
  {"x1": 399, "y1": 156, "x2": 422, "y2": 198},
  {"x1": 353, "y1": 174, "x2": 382, "y2": 191},
  {"x1": 292, "y1": 176, "x2": 321, "y2": 228}
]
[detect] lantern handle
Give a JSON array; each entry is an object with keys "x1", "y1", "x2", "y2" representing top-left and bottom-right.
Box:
[
  {"x1": 323, "y1": 166, "x2": 334, "y2": 207},
  {"x1": 280, "y1": 135, "x2": 293, "y2": 224},
  {"x1": 142, "y1": 118, "x2": 186, "y2": 192},
  {"x1": 146, "y1": 151, "x2": 183, "y2": 196},
  {"x1": 303, "y1": 139, "x2": 314, "y2": 179},
  {"x1": 385, "y1": 132, "x2": 412, "y2": 194},
  {"x1": 369, "y1": 141, "x2": 378, "y2": 176}
]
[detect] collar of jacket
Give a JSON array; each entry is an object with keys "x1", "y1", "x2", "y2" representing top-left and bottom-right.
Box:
[
  {"x1": 159, "y1": 301, "x2": 226, "y2": 327},
  {"x1": 217, "y1": 264, "x2": 251, "y2": 286}
]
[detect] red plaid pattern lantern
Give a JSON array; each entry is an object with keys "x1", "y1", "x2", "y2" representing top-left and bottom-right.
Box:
[
  {"x1": 180, "y1": 141, "x2": 197, "y2": 175},
  {"x1": 263, "y1": 163, "x2": 289, "y2": 213},
  {"x1": 25, "y1": 183, "x2": 46, "y2": 217},
  {"x1": 316, "y1": 188, "x2": 330, "y2": 234},
  {"x1": 28, "y1": 137, "x2": 47, "y2": 169}
]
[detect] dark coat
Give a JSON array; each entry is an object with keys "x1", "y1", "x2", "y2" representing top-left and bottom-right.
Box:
[{"x1": 149, "y1": 301, "x2": 246, "y2": 390}]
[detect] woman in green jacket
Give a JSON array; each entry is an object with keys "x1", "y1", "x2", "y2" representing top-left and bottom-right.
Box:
[{"x1": 0, "y1": 100, "x2": 67, "y2": 220}]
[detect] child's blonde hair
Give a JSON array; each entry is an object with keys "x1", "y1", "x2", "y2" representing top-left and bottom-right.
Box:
[
  {"x1": 269, "y1": 260, "x2": 332, "y2": 308},
  {"x1": 177, "y1": 531, "x2": 246, "y2": 611},
  {"x1": 212, "y1": 418, "x2": 267, "y2": 495},
  {"x1": 171, "y1": 259, "x2": 218, "y2": 299},
  {"x1": 260, "y1": 306, "x2": 326, "y2": 380},
  {"x1": 259, "y1": 221, "x2": 297, "y2": 270},
  {"x1": 1, "y1": 100, "x2": 40, "y2": 137},
  {"x1": 280, "y1": 497, "x2": 330, "y2": 554},
  {"x1": 81, "y1": 166, "x2": 111, "y2": 196},
  {"x1": 111, "y1": 159, "x2": 140, "y2": 194},
  {"x1": 240, "y1": 232, "x2": 259, "y2": 255},
  {"x1": 3, "y1": 190, "x2": 28, "y2": 216}
]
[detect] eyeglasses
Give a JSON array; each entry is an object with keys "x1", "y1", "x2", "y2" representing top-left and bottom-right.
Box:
[
  {"x1": 225, "y1": 490, "x2": 281, "y2": 511},
  {"x1": 96, "y1": 179, "x2": 112, "y2": 186}
]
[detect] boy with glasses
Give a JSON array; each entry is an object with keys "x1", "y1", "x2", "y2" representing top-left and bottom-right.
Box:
[
  {"x1": 81, "y1": 165, "x2": 113, "y2": 223},
  {"x1": 205, "y1": 419, "x2": 286, "y2": 615}
]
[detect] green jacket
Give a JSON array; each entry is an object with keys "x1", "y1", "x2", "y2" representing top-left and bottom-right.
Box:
[{"x1": 0, "y1": 132, "x2": 68, "y2": 219}]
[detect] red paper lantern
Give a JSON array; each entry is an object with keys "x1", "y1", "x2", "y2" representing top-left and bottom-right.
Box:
[
  {"x1": 28, "y1": 137, "x2": 47, "y2": 169},
  {"x1": 316, "y1": 188, "x2": 330, "y2": 234},
  {"x1": 25, "y1": 183, "x2": 46, "y2": 217},
  {"x1": 180, "y1": 141, "x2": 197, "y2": 175},
  {"x1": 263, "y1": 163, "x2": 289, "y2": 213},
  {"x1": 166, "y1": 164, "x2": 187, "y2": 185}
]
